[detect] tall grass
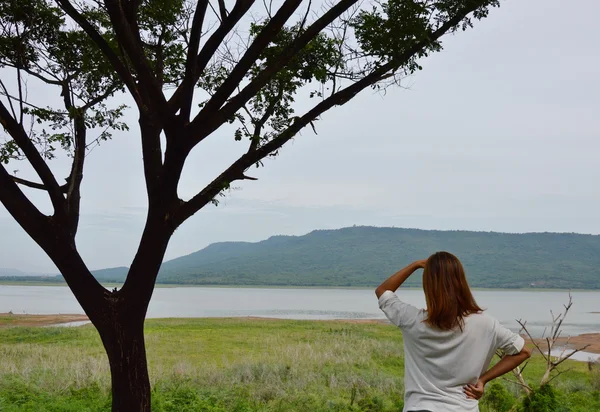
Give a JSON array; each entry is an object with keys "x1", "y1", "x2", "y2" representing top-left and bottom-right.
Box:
[{"x1": 0, "y1": 318, "x2": 598, "y2": 411}]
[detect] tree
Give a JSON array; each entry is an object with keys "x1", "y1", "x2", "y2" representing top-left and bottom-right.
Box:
[
  {"x1": 499, "y1": 295, "x2": 590, "y2": 411},
  {"x1": 0, "y1": 0, "x2": 499, "y2": 410}
]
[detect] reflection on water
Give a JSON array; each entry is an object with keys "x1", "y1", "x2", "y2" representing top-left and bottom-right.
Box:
[
  {"x1": 1, "y1": 285, "x2": 599, "y2": 338},
  {"x1": 550, "y1": 349, "x2": 599, "y2": 362},
  {"x1": 45, "y1": 320, "x2": 91, "y2": 328},
  {"x1": 210, "y1": 309, "x2": 380, "y2": 320}
]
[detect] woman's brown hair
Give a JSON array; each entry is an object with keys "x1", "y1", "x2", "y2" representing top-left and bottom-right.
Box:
[{"x1": 422, "y1": 251, "x2": 482, "y2": 331}]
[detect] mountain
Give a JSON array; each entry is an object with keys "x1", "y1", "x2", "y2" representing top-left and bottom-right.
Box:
[
  {"x1": 150, "y1": 227, "x2": 599, "y2": 288},
  {"x1": 3, "y1": 227, "x2": 600, "y2": 289},
  {"x1": 0, "y1": 268, "x2": 35, "y2": 277}
]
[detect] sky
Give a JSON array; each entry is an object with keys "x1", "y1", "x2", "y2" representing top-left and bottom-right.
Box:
[{"x1": 1, "y1": 0, "x2": 599, "y2": 273}]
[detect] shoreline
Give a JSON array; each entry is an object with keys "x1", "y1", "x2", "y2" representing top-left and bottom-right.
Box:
[
  {"x1": 0, "y1": 313, "x2": 89, "y2": 328},
  {"x1": 2, "y1": 313, "x2": 599, "y2": 355},
  {"x1": 1, "y1": 281, "x2": 598, "y2": 292}
]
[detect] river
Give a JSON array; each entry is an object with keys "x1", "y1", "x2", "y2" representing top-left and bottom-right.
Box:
[{"x1": 1, "y1": 285, "x2": 599, "y2": 338}]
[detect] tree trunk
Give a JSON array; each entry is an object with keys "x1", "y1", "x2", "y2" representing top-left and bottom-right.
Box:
[{"x1": 98, "y1": 311, "x2": 151, "y2": 412}]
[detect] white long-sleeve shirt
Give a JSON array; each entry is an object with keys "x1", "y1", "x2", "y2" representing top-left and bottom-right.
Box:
[{"x1": 378, "y1": 290, "x2": 524, "y2": 412}]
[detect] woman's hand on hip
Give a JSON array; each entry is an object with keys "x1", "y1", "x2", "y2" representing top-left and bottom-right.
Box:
[{"x1": 463, "y1": 380, "x2": 485, "y2": 400}]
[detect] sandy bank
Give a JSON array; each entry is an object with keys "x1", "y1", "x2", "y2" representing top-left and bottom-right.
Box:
[{"x1": 0, "y1": 313, "x2": 89, "y2": 328}]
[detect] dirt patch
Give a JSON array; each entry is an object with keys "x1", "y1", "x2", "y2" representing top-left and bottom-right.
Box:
[{"x1": 0, "y1": 313, "x2": 89, "y2": 328}]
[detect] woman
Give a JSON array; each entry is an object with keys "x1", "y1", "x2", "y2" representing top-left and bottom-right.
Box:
[{"x1": 376, "y1": 251, "x2": 530, "y2": 412}]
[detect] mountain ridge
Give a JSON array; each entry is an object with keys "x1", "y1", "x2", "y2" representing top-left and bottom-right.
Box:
[{"x1": 2, "y1": 226, "x2": 599, "y2": 289}]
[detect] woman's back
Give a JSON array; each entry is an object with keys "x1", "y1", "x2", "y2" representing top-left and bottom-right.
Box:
[{"x1": 379, "y1": 290, "x2": 524, "y2": 411}]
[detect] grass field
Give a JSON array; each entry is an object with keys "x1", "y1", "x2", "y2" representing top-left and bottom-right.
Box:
[{"x1": 0, "y1": 318, "x2": 599, "y2": 411}]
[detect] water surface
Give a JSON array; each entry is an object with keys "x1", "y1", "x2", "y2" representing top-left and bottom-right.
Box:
[{"x1": 2, "y1": 286, "x2": 598, "y2": 339}]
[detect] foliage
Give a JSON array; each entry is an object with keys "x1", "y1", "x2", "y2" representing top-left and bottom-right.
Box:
[
  {"x1": 0, "y1": 0, "x2": 127, "y2": 163},
  {"x1": 481, "y1": 382, "x2": 515, "y2": 412},
  {"x1": 520, "y1": 384, "x2": 561, "y2": 412}
]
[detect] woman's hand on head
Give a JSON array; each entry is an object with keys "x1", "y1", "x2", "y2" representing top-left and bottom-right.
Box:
[
  {"x1": 414, "y1": 259, "x2": 427, "y2": 269},
  {"x1": 463, "y1": 380, "x2": 485, "y2": 400}
]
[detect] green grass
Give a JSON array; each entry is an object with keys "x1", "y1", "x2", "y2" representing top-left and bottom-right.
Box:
[{"x1": 0, "y1": 319, "x2": 598, "y2": 411}]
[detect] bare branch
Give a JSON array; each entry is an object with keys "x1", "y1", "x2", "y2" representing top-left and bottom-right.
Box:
[
  {"x1": 16, "y1": 68, "x2": 24, "y2": 125},
  {"x1": 217, "y1": 0, "x2": 229, "y2": 20},
  {"x1": 81, "y1": 85, "x2": 121, "y2": 111},
  {"x1": 180, "y1": 0, "x2": 210, "y2": 121},
  {"x1": 54, "y1": 0, "x2": 141, "y2": 105},
  {"x1": 298, "y1": 0, "x2": 312, "y2": 32},
  {"x1": 187, "y1": 0, "x2": 361, "y2": 141},
  {"x1": 518, "y1": 293, "x2": 591, "y2": 388},
  {"x1": 248, "y1": 87, "x2": 284, "y2": 153},
  {"x1": 60, "y1": 81, "x2": 86, "y2": 236},
  {"x1": 0, "y1": 80, "x2": 17, "y2": 120},
  {"x1": 501, "y1": 376, "x2": 533, "y2": 394},
  {"x1": 0, "y1": 164, "x2": 52, "y2": 236},
  {"x1": 262, "y1": 0, "x2": 273, "y2": 18},
  {"x1": 207, "y1": 1, "x2": 222, "y2": 23},
  {"x1": 517, "y1": 319, "x2": 548, "y2": 363},
  {"x1": 544, "y1": 367, "x2": 573, "y2": 386},
  {"x1": 551, "y1": 344, "x2": 591, "y2": 369},
  {"x1": 168, "y1": 0, "x2": 256, "y2": 113},
  {"x1": 2, "y1": 61, "x2": 63, "y2": 86},
  {"x1": 102, "y1": 0, "x2": 170, "y2": 118},
  {"x1": 11, "y1": 175, "x2": 68, "y2": 192}
]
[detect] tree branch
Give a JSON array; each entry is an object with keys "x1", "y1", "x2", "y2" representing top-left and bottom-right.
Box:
[
  {"x1": 217, "y1": 0, "x2": 228, "y2": 20},
  {"x1": 168, "y1": 0, "x2": 255, "y2": 113},
  {"x1": 0, "y1": 101, "x2": 66, "y2": 217},
  {"x1": 139, "y1": 114, "x2": 164, "y2": 200},
  {"x1": 179, "y1": 0, "x2": 210, "y2": 121},
  {"x1": 0, "y1": 164, "x2": 52, "y2": 239},
  {"x1": 517, "y1": 319, "x2": 549, "y2": 362},
  {"x1": 174, "y1": 67, "x2": 388, "y2": 225},
  {"x1": 193, "y1": 0, "x2": 303, "y2": 126},
  {"x1": 175, "y1": 4, "x2": 484, "y2": 226},
  {"x1": 551, "y1": 344, "x2": 591, "y2": 369},
  {"x1": 102, "y1": 0, "x2": 170, "y2": 118},
  {"x1": 544, "y1": 367, "x2": 573, "y2": 386},
  {"x1": 63, "y1": 0, "x2": 168, "y2": 201},
  {"x1": 11, "y1": 175, "x2": 69, "y2": 192},
  {"x1": 16, "y1": 68, "x2": 24, "y2": 125},
  {"x1": 0, "y1": 80, "x2": 17, "y2": 120},
  {"x1": 81, "y1": 85, "x2": 121, "y2": 111},
  {"x1": 248, "y1": 86, "x2": 284, "y2": 152},
  {"x1": 54, "y1": 0, "x2": 141, "y2": 105},
  {"x1": 501, "y1": 376, "x2": 532, "y2": 394},
  {"x1": 2, "y1": 62, "x2": 63, "y2": 86},
  {"x1": 187, "y1": 0, "x2": 360, "y2": 142},
  {"x1": 60, "y1": 81, "x2": 86, "y2": 237}
]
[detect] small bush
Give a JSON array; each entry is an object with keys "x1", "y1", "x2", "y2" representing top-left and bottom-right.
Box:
[
  {"x1": 520, "y1": 384, "x2": 565, "y2": 412},
  {"x1": 481, "y1": 382, "x2": 516, "y2": 412}
]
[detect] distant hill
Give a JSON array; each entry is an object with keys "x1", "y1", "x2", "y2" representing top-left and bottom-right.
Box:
[
  {"x1": 3, "y1": 227, "x2": 599, "y2": 289},
  {"x1": 0, "y1": 268, "x2": 36, "y2": 277}
]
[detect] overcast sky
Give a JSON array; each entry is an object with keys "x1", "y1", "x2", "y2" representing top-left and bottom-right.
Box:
[{"x1": 1, "y1": 0, "x2": 599, "y2": 273}]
